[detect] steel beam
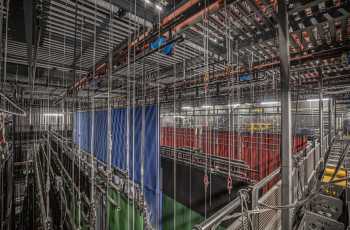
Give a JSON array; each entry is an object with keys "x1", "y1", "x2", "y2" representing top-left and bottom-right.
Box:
[{"x1": 278, "y1": 1, "x2": 292, "y2": 229}]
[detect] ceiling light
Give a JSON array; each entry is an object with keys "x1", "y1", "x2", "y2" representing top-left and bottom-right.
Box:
[
  {"x1": 44, "y1": 113, "x2": 64, "y2": 117},
  {"x1": 306, "y1": 98, "x2": 329, "y2": 102},
  {"x1": 144, "y1": 0, "x2": 151, "y2": 3},
  {"x1": 155, "y1": 4, "x2": 162, "y2": 11},
  {"x1": 228, "y1": 104, "x2": 240, "y2": 108},
  {"x1": 201, "y1": 105, "x2": 213, "y2": 109},
  {"x1": 174, "y1": 116, "x2": 185, "y2": 119},
  {"x1": 182, "y1": 106, "x2": 193, "y2": 110},
  {"x1": 260, "y1": 101, "x2": 279, "y2": 105}
]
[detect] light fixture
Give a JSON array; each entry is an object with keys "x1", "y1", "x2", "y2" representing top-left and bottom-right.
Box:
[
  {"x1": 306, "y1": 98, "x2": 329, "y2": 102},
  {"x1": 228, "y1": 104, "x2": 240, "y2": 108},
  {"x1": 144, "y1": 0, "x2": 150, "y2": 3},
  {"x1": 155, "y1": 4, "x2": 162, "y2": 11},
  {"x1": 43, "y1": 113, "x2": 64, "y2": 117},
  {"x1": 201, "y1": 105, "x2": 213, "y2": 109},
  {"x1": 182, "y1": 106, "x2": 193, "y2": 110},
  {"x1": 174, "y1": 115, "x2": 185, "y2": 119},
  {"x1": 260, "y1": 101, "x2": 279, "y2": 105}
]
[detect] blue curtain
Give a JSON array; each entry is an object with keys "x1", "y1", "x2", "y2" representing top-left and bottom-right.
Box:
[{"x1": 73, "y1": 105, "x2": 161, "y2": 228}]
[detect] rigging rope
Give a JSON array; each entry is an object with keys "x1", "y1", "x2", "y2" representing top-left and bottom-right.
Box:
[
  {"x1": 77, "y1": 13, "x2": 84, "y2": 230},
  {"x1": 106, "y1": 0, "x2": 113, "y2": 229},
  {"x1": 89, "y1": 1, "x2": 97, "y2": 228},
  {"x1": 202, "y1": 0, "x2": 209, "y2": 220}
]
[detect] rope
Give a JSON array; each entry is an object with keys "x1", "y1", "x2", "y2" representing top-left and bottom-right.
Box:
[
  {"x1": 202, "y1": 0, "x2": 210, "y2": 219},
  {"x1": 77, "y1": 13, "x2": 84, "y2": 230},
  {"x1": 106, "y1": 0, "x2": 113, "y2": 229},
  {"x1": 89, "y1": 1, "x2": 97, "y2": 228},
  {"x1": 173, "y1": 63, "x2": 177, "y2": 228}
]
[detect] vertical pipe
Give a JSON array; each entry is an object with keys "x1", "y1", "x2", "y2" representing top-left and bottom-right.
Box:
[
  {"x1": 319, "y1": 80, "x2": 323, "y2": 159},
  {"x1": 334, "y1": 100, "x2": 337, "y2": 134},
  {"x1": 328, "y1": 98, "x2": 332, "y2": 147},
  {"x1": 278, "y1": 1, "x2": 292, "y2": 229}
]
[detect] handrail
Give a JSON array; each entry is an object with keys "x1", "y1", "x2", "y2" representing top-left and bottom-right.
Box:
[{"x1": 192, "y1": 197, "x2": 241, "y2": 230}]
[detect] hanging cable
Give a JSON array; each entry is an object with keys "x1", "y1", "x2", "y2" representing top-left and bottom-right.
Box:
[
  {"x1": 156, "y1": 7, "x2": 161, "y2": 229},
  {"x1": 126, "y1": 1, "x2": 132, "y2": 226},
  {"x1": 77, "y1": 14, "x2": 84, "y2": 230},
  {"x1": 2, "y1": 0, "x2": 9, "y2": 91},
  {"x1": 89, "y1": 1, "x2": 97, "y2": 229},
  {"x1": 173, "y1": 62, "x2": 177, "y2": 228},
  {"x1": 106, "y1": 0, "x2": 113, "y2": 229},
  {"x1": 225, "y1": 0, "x2": 233, "y2": 196},
  {"x1": 45, "y1": 30, "x2": 52, "y2": 230},
  {"x1": 131, "y1": 0, "x2": 137, "y2": 228},
  {"x1": 202, "y1": 0, "x2": 210, "y2": 219}
]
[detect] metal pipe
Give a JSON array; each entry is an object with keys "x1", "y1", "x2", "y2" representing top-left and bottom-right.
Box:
[
  {"x1": 161, "y1": 0, "x2": 200, "y2": 26},
  {"x1": 172, "y1": 0, "x2": 223, "y2": 33},
  {"x1": 328, "y1": 98, "x2": 332, "y2": 147},
  {"x1": 278, "y1": 1, "x2": 292, "y2": 230},
  {"x1": 192, "y1": 196, "x2": 241, "y2": 230},
  {"x1": 65, "y1": 0, "x2": 226, "y2": 96},
  {"x1": 319, "y1": 79, "x2": 323, "y2": 160},
  {"x1": 334, "y1": 100, "x2": 337, "y2": 132}
]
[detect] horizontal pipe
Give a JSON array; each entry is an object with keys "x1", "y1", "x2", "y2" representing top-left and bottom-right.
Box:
[
  {"x1": 66, "y1": 0, "x2": 226, "y2": 96},
  {"x1": 162, "y1": 0, "x2": 200, "y2": 26}
]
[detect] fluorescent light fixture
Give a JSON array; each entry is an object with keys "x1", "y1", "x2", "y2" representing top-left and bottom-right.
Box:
[
  {"x1": 174, "y1": 115, "x2": 185, "y2": 119},
  {"x1": 201, "y1": 105, "x2": 213, "y2": 109},
  {"x1": 43, "y1": 113, "x2": 64, "y2": 117},
  {"x1": 306, "y1": 98, "x2": 329, "y2": 102},
  {"x1": 228, "y1": 104, "x2": 240, "y2": 108},
  {"x1": 260, "y1": 101, "x2": 279, "y2": 105},
  {"x1": 144, "y1": 0, "x2": 150, "y2": 3},
  {"x1": 182, "y1": 106, "x2": 193, "y2": 110},
  {"x1": 155, "y1": 4, "x2": 162, "y2": 10}
]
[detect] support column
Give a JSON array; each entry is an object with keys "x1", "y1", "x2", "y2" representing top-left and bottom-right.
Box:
[
  {"x1": 319, "y1": 80, "x2": 323, "y2": 159},
  {"x1": 328, "y1": 98, "x2": 332, "y2": 147},
  {"x1": 278, "y1": 1, "x2": 292, "y2": 230},
  {"x1": 334, "y1": 100, "x2": 337, "y2": 133}
]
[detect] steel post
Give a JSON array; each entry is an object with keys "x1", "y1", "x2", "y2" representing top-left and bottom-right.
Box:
[
  {"x1": 328, "y1": 98, "x2": 332, "y2": 147},
  {"x1": 278, "y1": 1, "x2": 292, "y2": 229},
  {"x1": 319, "y1": 80, "x2": 323, "y2": 159},
  {"x1": 334, "y1": 100, "x2": 337, "y2": 133}
]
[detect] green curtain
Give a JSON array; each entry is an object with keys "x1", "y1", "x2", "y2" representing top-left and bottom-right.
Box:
[
  {"x1": 108, "y1": 189, "x2": 144, "y2": 230},
  {"x1": 162, "y1": 194, "x2": 203, "y2": 230}
]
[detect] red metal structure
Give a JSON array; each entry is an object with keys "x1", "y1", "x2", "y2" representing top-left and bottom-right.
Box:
[{"x1": 161, "y1": 127, "x2": 307, "y2": 189}]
